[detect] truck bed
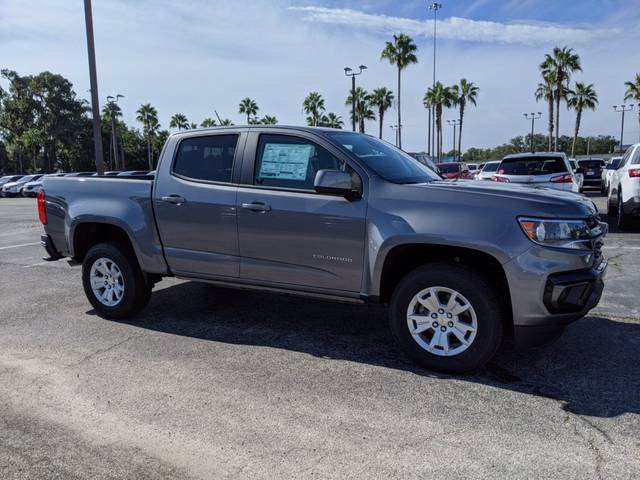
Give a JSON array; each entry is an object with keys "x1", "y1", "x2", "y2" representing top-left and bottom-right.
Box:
[{"x1": 42, "y1": 176, "x2": 168, "y2": 274}]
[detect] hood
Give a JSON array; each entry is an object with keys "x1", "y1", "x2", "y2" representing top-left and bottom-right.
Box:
[{"x1": 406, "y1": 179, "x2": 598, "y2": 218}]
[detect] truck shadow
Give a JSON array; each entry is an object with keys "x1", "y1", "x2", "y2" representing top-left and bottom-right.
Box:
[{"x1": 109, "y1": 281, "x2": 640, "y2": 419}]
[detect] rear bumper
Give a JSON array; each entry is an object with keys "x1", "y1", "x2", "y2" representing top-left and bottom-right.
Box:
[
  {"x1": 622, "y1": 195, "x2": 640, "y2": 216},
  {"x1": 40, "y1": 234, "x2": 63, "y2": 261}
]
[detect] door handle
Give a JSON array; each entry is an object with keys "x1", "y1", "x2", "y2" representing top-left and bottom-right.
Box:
[
  {"x1": 241, "y1": 202, "x2": 271, "y2": 213},
  {"x1": 160, "y1": 195, "x2": 186, "y2": 205}
]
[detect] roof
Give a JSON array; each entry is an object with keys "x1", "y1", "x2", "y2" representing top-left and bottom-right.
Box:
[
  {"x1": 169, "y1": 124, "x2": 343, "y2": 139},
  {"x1": 503, "y1": 152, "x2": 566, "y2": 160}
]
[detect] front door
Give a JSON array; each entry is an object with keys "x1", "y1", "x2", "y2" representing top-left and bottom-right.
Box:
[
  {"x1": 236, "y1": 132, "x2": 367, "y2": 293},
  {"x1": 154, "y1": 132, "x2": 242, "y2": 278}
]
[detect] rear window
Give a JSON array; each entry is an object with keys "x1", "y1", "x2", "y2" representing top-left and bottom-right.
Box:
[
  {"x1": 482, "y1": 162, "x2": 499, "y2": 173},
  {"x1": 438, "y1": 164, "x2": 460, "y2": 174},
  {"x1": 173, "y1": 134, "x2": 238, "y2": 183},
  {"x1": 498, "y1": 156, "x2": 567, "y2": 176},
  {"x1": 578, "y1": 160, "x2": 604, "y2": 169}
]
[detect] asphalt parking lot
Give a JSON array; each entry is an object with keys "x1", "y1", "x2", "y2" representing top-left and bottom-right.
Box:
[{"x1": 1, "y1": 194, "x2": 639, "y2": 479}]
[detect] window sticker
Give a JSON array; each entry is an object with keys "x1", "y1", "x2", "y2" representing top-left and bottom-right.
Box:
[{"x1": 258, "y1": 143, "x2": 314, "y2": 181}]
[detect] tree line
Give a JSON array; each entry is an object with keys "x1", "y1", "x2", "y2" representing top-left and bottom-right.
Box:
[{"x1": 2, "y1": 33, "x2": 640, "y2": 174}]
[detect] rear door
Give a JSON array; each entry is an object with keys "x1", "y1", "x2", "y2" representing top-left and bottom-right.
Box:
[
  {"x1": 236, "y1": 130, "x2": 367, "y2": 293},
  {"x1": 153, "y1": 131, "x2": 246, "y2": 278}
]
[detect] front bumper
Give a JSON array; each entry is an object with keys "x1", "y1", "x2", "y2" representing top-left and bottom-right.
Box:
[{"x1": 506, "y1": 220, "x2": 607, "y2": 349}]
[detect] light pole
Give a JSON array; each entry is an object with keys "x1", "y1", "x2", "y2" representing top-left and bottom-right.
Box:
[
  {"x1": 106, "y1": 94, "x2": 124, "y2": 170},
  {"x1": 83, "y1": 0, "x2": 104, "y2": 175},
  {"x1": 344, "y1": 65, "x2": 367, "y2": 132},
  {"x1": 390, "y1": 125, "x2": 401, "y2": 147},
  {"x1": 446, "y1": 119, "x2": 460, "y2": 159},
  {"x1": 428, "y1": 2, "x2": 442, "y2": 159},
  {"x1": 524, "y1": 112, "x2": 542, "y2": 153},
  {"x1": 423, "y1": 100, "x2": 432, "y2": 156},
  {"x1": 613, "y1": 104, "x2": 634, "y2": 150}
]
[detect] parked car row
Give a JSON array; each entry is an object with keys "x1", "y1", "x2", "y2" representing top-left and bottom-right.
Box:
[
  {"x1": 606, "y1": 144, "x2": 640, "y2": 229},
  {"x1": 0, "y1": 170, "x2": 155, "y2": 197}
]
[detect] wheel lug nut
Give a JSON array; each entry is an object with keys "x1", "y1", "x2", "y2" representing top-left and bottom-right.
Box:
[
  {"x1": 438, "y1": 309, "x2": 444, "y2": 314},
  {"x1": 432, "y1": 321, "x2": 438, "y2": 328},
  {"x1": 446, "y1": 313, "x2": 452, "y2": 318},
  {"x1": 448, "y1": 321, "x2": 454, "y2": 327},
  {"x1": 440, "y1": 326, "x2": 446, "y2": 332},
  {"x1": 431, "y1": 313, "x2": 438, "y2": 319}
]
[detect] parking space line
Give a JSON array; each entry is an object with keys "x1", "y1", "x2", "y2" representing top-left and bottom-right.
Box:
[
  {"x1": 0, "y1": 242, "x2": 40, "y2": 250},
  {"x1": 24, "y1": 261, "x2": 49, "y2": 268}
]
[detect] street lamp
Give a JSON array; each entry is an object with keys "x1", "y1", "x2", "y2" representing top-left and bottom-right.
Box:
[
  {"x1": 428, "y1": 2, "x2": 442, "y2": 158},
  {"x1": 613, "y1": 104, "x2": 634, "y2": 150},
  {"x1": 446, "y1": 119, "x2": 460, "y2": 160},
  {"x1": 344, "y1": 65, "x2": 367, "y2": 132},
  {"x1": 106, "y1": 94, "x2": 124, "y2": 170},
  {"x1": 523, "y1": 112, "x2": 542, "y2": 153},
  {"x1": 423, "y1": 99, "x2": 431, "y2": 157},
  {"x1": 390, "y1": 124, "x2": 401, "y2": 147}
]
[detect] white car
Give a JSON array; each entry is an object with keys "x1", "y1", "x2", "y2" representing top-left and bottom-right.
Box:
[
  {"x1": 568, "y1": 159, "x2": 584, "y2": 192},
  {"x1": 475, "y1": 160, "x2": 501, "y2": 180},
  {"x1": 1, "y1": 174, "x2": 42, "y2": 197},
  {"x1": 601, "y1": 156, "x2": 622, "y2": 194},
  {"x1": 492, "y1": 153, "x2": 579, "y2": 192},
  {"x1": 607, "y1": 144, "x2": 640, "y2": 229}
]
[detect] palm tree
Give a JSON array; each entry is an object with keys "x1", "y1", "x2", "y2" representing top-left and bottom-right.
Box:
[
  {"x1": 238, "y1": 97, "x2": 258, "y2": 125},
  {"x1": 380, "y1": 33, "x2": 418, "y2": 149},
  {"x1": 200, "y1": 118, "x2": 217, "y2": 128},
  {"x1": 169, "y1": 113, "x2": 189, "y2": 131},
  {"x1": 566, "y1": 82, "x2": 598, "y2": 158},
  {"x1": 542, "y1": 47, "x2": 582, "y2": 150},
  {"x1": 624, "y1": 73, "x2": 640, "y2": 139},
  {"x1": 219, "y1": 118, "x2": 234, "y2": 126},
  {"x1": 303, "y1": 92, "x2": 326, "y2": 126},
  {"x1": 345, "y1": 87, "x2": 374, "y2": 133},
  {"x1": 136, "y1": 103, "x2": 158, "y2": 170},
  {"x1": 369, "y1": 87, "x2": 394, "y2": 139},
  {"x1": 260, "y1": 115, "x2": 278, "y2": 125},
  {"x1": 424, "y1": 82, "x2": 455, "y2": 162},
  {"x1": 535, "y1": 68, "x2": 555, "y2": 151},
  {"x1": 450, "y1": 79, "x2": 478, "y2": 160},
  {"x1": 319, "y1": 112, "x2": 344, "y2": 129}
]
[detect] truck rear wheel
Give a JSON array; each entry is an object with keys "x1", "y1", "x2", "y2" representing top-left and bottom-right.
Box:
[
  {"x1": 389, "y1": 262, "x2": 504, "y2": 374},
  {"x1": 82, "y1": 242, "x2": 151, "y2": 319}
]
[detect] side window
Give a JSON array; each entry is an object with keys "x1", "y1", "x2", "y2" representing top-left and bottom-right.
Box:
[
  {"x1": 632, "y1": 147, "x2": 640, "y2": 165},
  {"x1": 254, "y1": 134, "x2": 345, "y2": 190},
  {"x1": 173, "y1": 134, "x2": 238, "y2": 183}
]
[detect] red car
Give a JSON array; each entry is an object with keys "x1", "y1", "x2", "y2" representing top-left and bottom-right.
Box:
[{"x1": 438, "y1": 162, "x2": 473, "y2": 180}]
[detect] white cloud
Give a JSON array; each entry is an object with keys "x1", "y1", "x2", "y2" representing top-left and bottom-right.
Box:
[{"x1": 290, "y1": 6, "x2": 614, "y2": 45}]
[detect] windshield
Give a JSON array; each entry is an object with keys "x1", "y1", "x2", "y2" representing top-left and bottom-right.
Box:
[
  {"x1": 498, "y1": 156, "x2": 567, "y2": 176},
  {"x1": 326, "y1": 132, "x2": 440, "y2": 184},
  {"x1": 481, "y1": 162, "x2": 500, "y2": 172}
]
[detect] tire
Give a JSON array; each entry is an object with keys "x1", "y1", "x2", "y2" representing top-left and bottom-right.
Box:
[
  {"x1": 617, "y1": 193, "x2": 633, "y2": 230},
  {"x1": 82, "y1": 241, "x2": 151, "y2": 319},
  {"x1": 389, "y1": 262, "x2": 504, "y2": 374}
]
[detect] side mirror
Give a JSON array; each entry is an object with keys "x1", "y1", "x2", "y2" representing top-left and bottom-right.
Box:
[{"x1": 314, "y1": 169, "x2": 361, "y2": 199}]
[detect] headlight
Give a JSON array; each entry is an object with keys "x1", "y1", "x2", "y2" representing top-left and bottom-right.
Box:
[{"x1": 518, "y1": 217, "x2": 591, "y2": 250}]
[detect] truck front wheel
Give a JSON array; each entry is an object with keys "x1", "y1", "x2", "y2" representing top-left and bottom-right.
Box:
[
  {"x1": 82, "y1": 242, "x2": 151, "y2": 319},
  {"x1": 389, "y1": 262, "x2": 504, "y2": 374}
]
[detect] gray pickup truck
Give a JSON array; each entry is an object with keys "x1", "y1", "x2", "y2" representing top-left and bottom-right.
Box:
[{"x1": 39, "y1": 126, "x2": 607, "y2": 373}]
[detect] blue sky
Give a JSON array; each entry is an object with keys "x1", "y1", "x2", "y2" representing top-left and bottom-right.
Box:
[{"x1": 1, "y1": 0, "x2": 639, "y2": 151}]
